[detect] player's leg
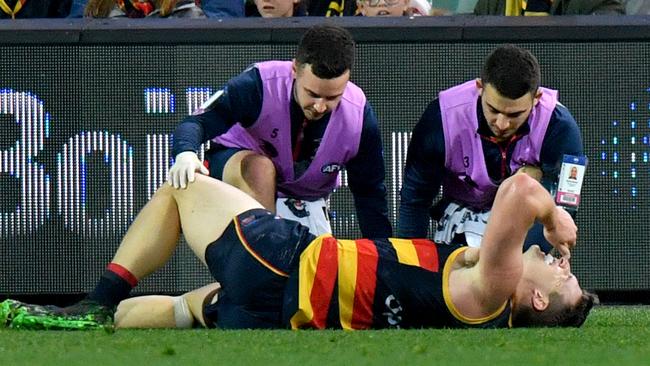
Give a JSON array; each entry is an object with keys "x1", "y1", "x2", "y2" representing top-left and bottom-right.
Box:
[
  {"x1": 14, "y1": 176, "x2": 262, "y2": 327},
  {"x1": 113, "y1": 174, "x2": 265, "y2": 284},
  {"x1": 68, "y1": 175, "x2": 263, "y2": 314},
  {"x1": 110, "y1": 183, "x2": 182, "y2": 279},
  {"x1": 71, "y1": 184, "x2": 186, "y2": 311},
  {"x1": 114, "y1": 295, "x2": 179, "y2": 329},
  {"x1": 114, "y1": 283, "x2": 220, "y2": 329},
  {"x1": 168, "y1": 174, "x2": 264, "y2": 260}
]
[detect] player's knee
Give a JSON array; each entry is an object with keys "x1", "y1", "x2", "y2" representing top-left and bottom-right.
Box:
[
  {"x1": 241, "y1": 154, "x2": 276, "y2": 189},
  {"x1": 153, "y1": 182, "x2": 175, "y2": 198}
]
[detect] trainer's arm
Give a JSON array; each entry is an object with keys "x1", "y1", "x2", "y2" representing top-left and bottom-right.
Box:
[
  {"x1": 398, "y1": 99, "x2": 445, "y2": 238},
  {"x1": 476, "y1": 174, "x2": 577, "y2": 309},
  {"x1": 538, "y1": 105, "x2": 583, "y2": 191},
  {"x1": 171, "y1": 67, "x2": 263, "y2": 157},
  {"x1": 346, "y1": 103, "x2": 392, "y2": 238},
  {"x1": 168, "y1": 67, "x2": 264, "y2": 188}
]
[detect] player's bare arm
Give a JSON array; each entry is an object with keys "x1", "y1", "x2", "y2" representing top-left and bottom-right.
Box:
[{"x1": 449, "y1": 174, "x2": 577, "y2": 318}]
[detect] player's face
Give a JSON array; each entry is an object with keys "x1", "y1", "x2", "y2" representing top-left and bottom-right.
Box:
[
  {"x1": 478, "y1": 80, "x2": 540, "y2": 143},
  {"x1": 523, "y1": 245, "x2": 584, "y2": 307},
  {"x1": 254, "y1": 0, "x2": 297, "y2": 17},
  {"x1": 358, "y1": 0, "x2": 408, "y2": 16},
  {"x1": 292, "y1": 62, "x2": 349, "y2": 121}
]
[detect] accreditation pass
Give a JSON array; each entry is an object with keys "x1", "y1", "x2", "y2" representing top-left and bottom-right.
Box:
[{"x1": 555, "y1": 154, "x2": 587, "y2": 207}]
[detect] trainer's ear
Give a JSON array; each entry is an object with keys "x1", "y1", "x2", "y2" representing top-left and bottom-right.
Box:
[
  {"x1": 475, "y1": 78, "x2": 484, "y2": 92},
  {"x1": 533, "y1": 88, "x2": 543, "y2": 106},
  {"x1": 532, "y1": 289, "x2": 549, "y2": 311}
]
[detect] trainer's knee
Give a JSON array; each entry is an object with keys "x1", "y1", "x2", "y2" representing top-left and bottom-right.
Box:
[
  {"x1": 241, "y1": 154, "x2": 276, "y2": 190},
  {"x1": 501, "y1": 173, "x2": 539, "y2": 200}
]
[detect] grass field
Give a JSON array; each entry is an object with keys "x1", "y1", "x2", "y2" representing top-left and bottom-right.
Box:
[{"x1": 1, "y1": 306, "x2": 649, "y2": 366}]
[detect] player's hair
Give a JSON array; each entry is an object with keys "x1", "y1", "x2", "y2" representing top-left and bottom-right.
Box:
[
  {"x1": 480, "y1": 44, "x2": 541, "y2": 100},
  {"x1": 295, "y1": 24, "x2": 355, "y2": 79},
  {"x1": 512, "y1": 289, "x2": 599, "y2": 328}
]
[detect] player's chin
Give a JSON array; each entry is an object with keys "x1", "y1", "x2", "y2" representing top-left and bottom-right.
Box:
[{"x1": 523, "y1": 245, "x2": 543, "y2": 258}]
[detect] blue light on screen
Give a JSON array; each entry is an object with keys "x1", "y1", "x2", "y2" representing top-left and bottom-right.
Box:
[{"x1": 600, "y1": 89, "x2": 650, "y2": 204}]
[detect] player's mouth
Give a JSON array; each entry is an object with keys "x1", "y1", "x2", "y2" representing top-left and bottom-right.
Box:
[{"x1": 544, "y1": 254, "x2": 570, "y2": 270}]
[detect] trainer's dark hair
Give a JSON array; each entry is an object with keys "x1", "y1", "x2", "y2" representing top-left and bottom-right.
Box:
[
  {"x1": 295, "y1": 24, "x2": 355, "y2": 79},
  {"x1": 512, "y1": 290, "x2": 599, "y2": 328},
  {"x1": 480, "y1": 44, "x2": 541, "y2": 100}
]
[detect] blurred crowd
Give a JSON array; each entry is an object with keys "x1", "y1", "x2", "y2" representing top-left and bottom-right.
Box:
[{"x1": 4, "y1": 0, "x2": 650, "y2": 19}]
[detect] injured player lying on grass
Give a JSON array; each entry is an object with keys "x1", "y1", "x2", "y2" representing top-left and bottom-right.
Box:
[{"x1": 1, "y1": 174, "x2": 596, "y2": 330}]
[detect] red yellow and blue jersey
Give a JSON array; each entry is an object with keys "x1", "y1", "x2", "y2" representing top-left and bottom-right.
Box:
[{"x1": 284, "y1": 235, "x2": 512, "y2": 329}]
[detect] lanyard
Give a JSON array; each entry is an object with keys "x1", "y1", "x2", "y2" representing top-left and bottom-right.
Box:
[
  {"x1": 292, "y1": 119, "x2": 309, "y2": 161},
  {"x1": 0, "y1": 0, "x2": 26, "y2": 19}
]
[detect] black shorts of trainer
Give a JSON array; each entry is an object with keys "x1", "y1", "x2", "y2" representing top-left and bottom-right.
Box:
[{"x1": 205, "y1": 144, "x2": 244, "y2": 180}]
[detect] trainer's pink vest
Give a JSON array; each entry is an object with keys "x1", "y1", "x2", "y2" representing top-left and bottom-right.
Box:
[
  {"x1": 213, "y1": 61, "x2": 365, "y2": 199},
  {"x1": 439, "y1": 80, "x2": 557, "y2": 210}
]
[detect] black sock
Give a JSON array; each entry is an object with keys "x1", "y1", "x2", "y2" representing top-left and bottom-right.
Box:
[{"x1": 87, "y1": 263, "x2": 138, "y2": 307}]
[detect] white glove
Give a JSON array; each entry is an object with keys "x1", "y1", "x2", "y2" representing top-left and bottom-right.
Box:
[{"x1": 167, "y1": 151, "x2": 209, "y2": 189}]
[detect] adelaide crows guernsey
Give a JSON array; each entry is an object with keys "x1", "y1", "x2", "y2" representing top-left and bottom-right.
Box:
[{"x1": 285, "y1": 236, "x2": 512, "y2": 329}]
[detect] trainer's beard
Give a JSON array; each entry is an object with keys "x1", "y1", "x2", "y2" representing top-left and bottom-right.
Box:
[{"x1": 305, "y1": 109, "x2": 324, "y2": 121}]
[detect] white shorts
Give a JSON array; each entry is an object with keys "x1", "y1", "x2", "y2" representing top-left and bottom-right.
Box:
[
  {"x1": 433, "y1": 202, "x2": 491, "y2": 248},
  {"x1": 275, "y1": 197, "x2": 332, "y2": 237}
]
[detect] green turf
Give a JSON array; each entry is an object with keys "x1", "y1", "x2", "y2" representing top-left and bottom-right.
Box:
[{"x1": 1, "y1": 306, "x2": 649, "y2": 366}]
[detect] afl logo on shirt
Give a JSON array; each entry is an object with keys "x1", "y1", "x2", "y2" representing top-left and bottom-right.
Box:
[{"x1": 321, "y1": 163, "x2": 342, "y2": 174}]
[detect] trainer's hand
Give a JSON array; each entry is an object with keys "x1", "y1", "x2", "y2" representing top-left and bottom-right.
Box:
[
  {"x1": 167, "y1": 151, "x2": 209, "y2": 189},
  {"x1": 543, "y1": 206, "x2": 577, "y2": 259}
]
